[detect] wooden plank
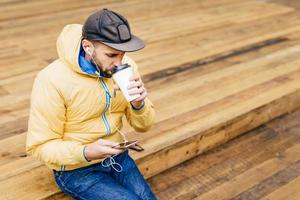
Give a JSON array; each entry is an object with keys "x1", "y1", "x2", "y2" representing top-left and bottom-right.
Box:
[
  {"x1": 0, "y1": 157, "x2": 41, "y2": 182},
  {"x1": 0, "y1": 0, "x2": 112, "y2": 21},
  {"x1": 0, "y1": 165, "x2": 60, "y2": 200},
  {"x1": 260, "y1": 0, "x2": 300, "y2": 9},
  {"x1": 194, "y1": 143, "x2": 300, "y2": 200},
  {"x1": 0, "y1": 134, "x2": 27, "y2": 167},
  {"x1": 261, "y1": 176, "x2": 300, "y2": 200},
  {"x1": 0, "y1": 50, "x2": 50, "y2": 79},
  {"x1": 231, "y1": 161, "x2": 300, "y2": 199},
  {"x1": 232, "y1": 1, "x2": 294, "y2": 23}
]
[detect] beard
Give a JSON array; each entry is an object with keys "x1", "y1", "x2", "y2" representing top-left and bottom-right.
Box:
[{"x1": 91, "y1": 53, "x2": 114, "y2": 78}]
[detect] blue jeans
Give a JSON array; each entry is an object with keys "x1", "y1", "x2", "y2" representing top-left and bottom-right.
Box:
[{"x1": 53, "y1": 151, "x2": 157, "y2": 200}]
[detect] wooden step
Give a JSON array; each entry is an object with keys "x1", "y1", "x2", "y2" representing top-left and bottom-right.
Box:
[
  {"x1": 1, "y1": 0, "x2": 300, "y2": 199},
  {"x1": 148, "y1": 109, "x2": 300, "y2": 200}
]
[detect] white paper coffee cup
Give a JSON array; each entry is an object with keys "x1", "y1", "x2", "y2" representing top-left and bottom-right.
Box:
[{"x1": 112, "y1": 65, "x2": 141, "y2": 102}]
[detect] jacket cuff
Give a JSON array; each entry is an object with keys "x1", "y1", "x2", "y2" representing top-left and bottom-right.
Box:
[
  {"x1": 130, "y1": 99, "x2": 149, "y2": 115},
  {"x1": 131, "y1": 101, "x2": 145, "y2": 111},
  {"x1": 74, "y1": 145, "x2": 90, "y2": 163},
  {"x1": 83, "y1": 146, "x2": 91, "y2": 162}
]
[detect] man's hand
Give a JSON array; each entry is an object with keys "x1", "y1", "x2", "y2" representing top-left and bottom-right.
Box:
[
  {"x1": 128, "y1": 74, "x2": 147, "y2": 109},
  {"x1": 84, "y1": 139, "x2": 125, "y2": 161}
]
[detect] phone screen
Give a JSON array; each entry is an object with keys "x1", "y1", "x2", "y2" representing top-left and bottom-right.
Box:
[{"x1": 113, "y1": 140, "x2": 138, "y2": 149}]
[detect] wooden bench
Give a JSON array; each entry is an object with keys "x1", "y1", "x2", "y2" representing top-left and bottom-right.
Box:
[{"x1": 1, "y1": 0, "x2": 300, "y2": 199}]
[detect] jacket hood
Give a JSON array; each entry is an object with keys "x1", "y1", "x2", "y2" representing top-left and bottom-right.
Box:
[{"x1": 57, "y1": 24, "x2": 86, "y2": 74}]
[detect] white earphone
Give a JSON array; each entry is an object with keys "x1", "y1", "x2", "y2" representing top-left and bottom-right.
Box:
[{"x1": 86, "y1": 47, "x2": 92, "y2": 55}]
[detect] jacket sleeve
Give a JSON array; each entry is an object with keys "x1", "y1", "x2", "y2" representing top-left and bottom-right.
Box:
[
  {"x1": 125, "y1": 98, "x2": 155, "y2": 132},
  {"x1": 26, "y1": 72, "x2": 88, "y2": 166},
  {"x1": 124, "y1": 56, "x2": 155, "y2": 132}
]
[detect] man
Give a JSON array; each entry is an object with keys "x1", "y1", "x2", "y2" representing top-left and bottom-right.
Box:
[{"x1": 26, "y1": 8, "x2": 156, "y2": 200}]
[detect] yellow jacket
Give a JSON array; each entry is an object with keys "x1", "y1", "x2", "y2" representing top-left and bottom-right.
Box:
[{"x1": 26, "y1": 24, "x2": 155, "y2": 171}]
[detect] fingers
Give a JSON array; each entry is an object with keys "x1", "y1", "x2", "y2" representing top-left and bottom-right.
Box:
[
  {"x1": 98, "y1": 139, "x2": 125, "y2": 155},
  {"x1": 128, "y1": 86, "x2": 146, "y2": 96},
  {"x1": 127, "y1": 81, "x2": 143, "y2": 90},
  {"x1": 98, "y1": 139, "x2": 119, "y2": 147},
  {"x1": 113, "y1": 84, "x2": 120, "y2": 91},
  {"x1": 127, "y1": 74, "x2": 143, "y2": 90},
  {"x1": 129, "y1": 74, "x2": 140, "y2": 82},
  {"x1": 131, "y1": 91, "x2": 147, "y2": 102},
  {"x1": 127, "y1": 75, "x2": 148, "y2": 102},
  {"x1": 100, "y1": 144, "x2": 125, "y2": 156}
]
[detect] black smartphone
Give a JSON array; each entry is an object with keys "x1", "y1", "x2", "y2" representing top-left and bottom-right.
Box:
[{"x1": 112, "y1": 140, "x2": 138, "y2": 149}]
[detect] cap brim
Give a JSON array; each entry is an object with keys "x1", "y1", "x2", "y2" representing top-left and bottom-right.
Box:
[{"x1": 102, "y1": 35, "x2": 145, "y2": 52}]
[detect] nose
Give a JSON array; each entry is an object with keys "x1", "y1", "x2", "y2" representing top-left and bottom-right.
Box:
[
  {"x1": 113, "y1": 59, "x2": 122, "y2": 67},
  {"x1": 113, "y1": 53, "x2": 125, "y2": 67}
]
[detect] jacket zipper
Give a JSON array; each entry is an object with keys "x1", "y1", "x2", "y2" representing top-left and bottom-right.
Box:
[{"x1": 99, "y1": 79, "x2": 111, "y2": 135}]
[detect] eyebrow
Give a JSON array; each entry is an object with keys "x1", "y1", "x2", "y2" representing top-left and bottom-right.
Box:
[{"x1": 106, "y1": 52, "x2": 125, "y2": 56}]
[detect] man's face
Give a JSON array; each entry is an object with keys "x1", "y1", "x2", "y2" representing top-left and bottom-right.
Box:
[{"x1": 91, "y1": 41, "x2": 125, "y2": 76}]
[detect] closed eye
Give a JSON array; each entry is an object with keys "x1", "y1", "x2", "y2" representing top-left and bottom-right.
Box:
[{"x1": 106, "y1": 53, "x2": 118, "y2": 58}]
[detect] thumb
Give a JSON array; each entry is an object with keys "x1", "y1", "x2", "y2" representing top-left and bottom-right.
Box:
[{"x1": 113, "y1": 84, "x2": 120, "y2": 91}]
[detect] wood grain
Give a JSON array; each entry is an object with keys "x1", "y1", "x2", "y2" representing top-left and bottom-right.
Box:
[{"x1": 1, "y1": 0, "x2": 300, "y2": 199}]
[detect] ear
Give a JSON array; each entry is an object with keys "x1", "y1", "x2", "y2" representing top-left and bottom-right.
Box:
[{"x1": 82, "y1": 39, "x2": 94, "y2": 55}]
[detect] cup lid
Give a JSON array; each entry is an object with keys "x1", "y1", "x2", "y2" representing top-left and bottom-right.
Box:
[{"x1": 112, "y1": 63, "x2": 131, "y2": 74}]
